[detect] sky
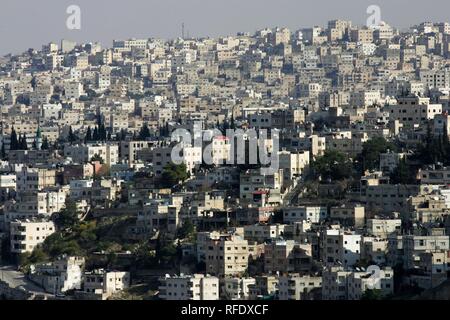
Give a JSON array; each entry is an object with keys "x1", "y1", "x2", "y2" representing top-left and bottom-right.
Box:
[{"x1": 1, "y1": 0, "x2": 450, "y2": 55}]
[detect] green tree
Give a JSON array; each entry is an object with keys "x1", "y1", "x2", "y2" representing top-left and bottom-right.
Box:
[
  {"x1": 42, "y1": 236, "x2": 83, "y2": 258},
  {"x1": 27, "y1": 247, "x2": 49, "y2": 264},
  {"x1": 1, "y1": 143, "x2": 6, "y2": 160},
  {"x1": 98, "y1": 123, "x2": 107, "y2": 141},
  {"x1": 85, "y1": 126, "x2": 92, "y2": 143},
  {"x1": 91, "y1": 153, "x2": 104, "y2": 164},
  {"x1": 311, "y1": 150, "x2": 353, "y2": 182},
  {"x1": 10, "y1": 126, "x2": 19, "y2": 151},
  {"x1": 19, "y1": 135, "x2": 28, "y2": 150},
  {"x1": 93, "y1": 127, "x2": 99, "y2": 141},
  {"x1": 177, "y1": 219, "x2": 195, "y2": 239},
  {"x1": 139, "y1": 123, "x2": 151, "y2": 140},
  {"x1": 68, "y1": 126, "x2": 77, "y2": 144},
  {"x1": 157, "y1": 242, "x2": 178, "y2": 266},
  {"x1": 390, "y1": 158, "x2": 417, "y2": 184},
  {"x1": 361, "y1": 289, "x2": 383, "y2": 300},
  {"x1": 415, "y1": 124, "x2": 445, "y2": 165},
  {"x1": 75, "y1": 221, "x2": 97, "y2": 246},
  {"x1": 41, "y1": 136, "x2": 49, "y2": 150},
  {"x1": 119, "y1": 129, "x2": 127, "y2": 141},
  {"x1": 53, "y1": 200, "x2": 79, "y2": 229},
  {"x1": 358, "y1": 137, "x2": 396, "y2": 172},
  {"x1": 160, "y1": 163, "x2": 189, "y2": 188}
]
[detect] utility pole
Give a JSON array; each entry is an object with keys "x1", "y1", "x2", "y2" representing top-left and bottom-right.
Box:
[{"x1": 182, "y1": 23, "x2": 185, "y2": 39}]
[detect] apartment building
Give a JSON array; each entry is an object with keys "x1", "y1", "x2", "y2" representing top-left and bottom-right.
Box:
[
  {"x1": 83, "y1": 269, "x2": 130, "y2": 300},
  {"x1": 10, "y1": 219, "x2": 55, "y2": 254},
  {"x1": 283, "y1": 206, "x2": 327, "y2": 224},
  {"x1": 366, "y1": 218, "x2": 402, "y2": 237},
  {"x1": 418, "y1": 166, "x2": 450, "y2": 184},
  {"x1": 243, "y1": 224, "x2": 286, "y2": 243},
  {"x1": 420, "y1": 68, "x2": 450, "y2": 89},
  {"x1": 264, "y1": 240, "x2": 313, "y2": 273},
  {"x1": 16, "y1": 167, "x2": 56, "y2": 194},
  {"x1": 152, "y1": 145, "x2": 202, "y2": 176},
  {"x1": 29, "y1": 256, "x2": 85, "y2": 294},
  {"x1": 278, "y1": 150, "x2": 310, "y2": 181},
  {"x1": 239, "y1": 169, "x2": 283, "y2": 207},
  {"x1": 64, "y1": 143, "x2": 119, "y2": 166},
  {"x1": 278, "y1": 275, "x2": 322, "y2": 300},
  {"x1": 347, "y1": 268, "x2": 394, "y2": 300},
  {"x1": 361, "y1": 236, "x2": 388, "y2": 265},
  {"x1": 364, "y1": 184, "x2": 420, "y2": 214},
  {"x1": 402, "y1": 232, "x2": 450, "y2": 270},
  {"x1": 322, "y1": 229, "x2": 361, "y2": 267},
  {"x1": 329, "y1": 205, "x2": 365, "y2": 228},
  {"x1": 222, "y1": 277, "x2": 255, "y2": 300},
  {"x1": 205, "y1": 235, "x2": 251, "y2": 277},
  {"x1": 158, "y1": 274, "x2": 219, "y2": 300},
  {"x1": 388, "y1": 96, "x2": 442, "y2": 129},
  {"x1": 322, "y1": 266, "x2": 394, "y2": 300}
]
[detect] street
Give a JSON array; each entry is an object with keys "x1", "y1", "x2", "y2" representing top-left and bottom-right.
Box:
[{"x1": 0, "y1": 265, "x2": 53, "y2": 298}]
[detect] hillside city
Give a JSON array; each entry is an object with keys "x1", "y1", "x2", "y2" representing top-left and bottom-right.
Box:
[{"x1": 1, "y1": 19, "x2": 450, "y2": 300}]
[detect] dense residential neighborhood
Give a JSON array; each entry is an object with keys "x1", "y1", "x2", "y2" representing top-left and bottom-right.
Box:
[{"x1": 2, "y1": 18, "x2": 450, "y2": 301}]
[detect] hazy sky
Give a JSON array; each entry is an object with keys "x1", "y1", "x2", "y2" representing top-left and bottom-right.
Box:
[{"x1": 1, "y1": 0, "x2": 450, "y2": 55}]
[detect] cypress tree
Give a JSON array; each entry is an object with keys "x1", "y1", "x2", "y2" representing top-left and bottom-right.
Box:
[
  {"x1": 68, "y1": 126, "x2": 77, "y2": 143},
  {"x1": 139, "y1": 123, "x2": 151, "y2": 140},
  {"x1": 10, "y1": 126, "x2": 18, "y2": 150},
  {"x1": 19, "y1": 135, "x2": 28, "y2": 150},
  {"x1": 85, "y1": 126, "x2": 92, "y2": 143},
  {"x1": 93, "y1": 127, "x2": 99, "y2": 141},
  {"x1": 1, "y1": 143, "x2": 6, "y2": 159},
  {"x1": 41, "y1": 136, "x2": 49, "y2": 150}
]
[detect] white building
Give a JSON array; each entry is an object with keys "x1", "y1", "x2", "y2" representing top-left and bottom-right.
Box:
[
  {"x1": 83, "y1": 269, "x2": 130, "y2": 300},
  {"x1": 278, "y1": 275, "x2": 322, "y2": 300},
  {"x1": 283, "y1": 206, "x2": 327, "y2": 224},
  {"x1": 64, "y1": 81, "x2": 84, "y2": 100},
  {"x1": 29, "y1": 256, "x2": 85, "y2": 294},
  {"x1": 158, "y1": 274, "x2": 219, "y2": 300},
  {"x1": 367, "y1": 219, "x2": 402, "y2": 237},
  {"x1": 10, "y1": 219, "x2": 55, "y2": 254},
  {"x1": 222, "y1": 277, "x2": 255, "y2": 300},
  {"x1": 388, "y1": 96, "x2": 442, "y2": 129},
  {"x1": 243, "y1": 224, "x2": 286, "y2": 242},
  {"x1": 64, "y1": 143, "x2": 119, "y2": 166},
  {"x1": 323, "y1": 229, "x2": 361, "y2": 267},
  {"x1": 322, "y1": 266, "x2": 394, "y2": 300}
]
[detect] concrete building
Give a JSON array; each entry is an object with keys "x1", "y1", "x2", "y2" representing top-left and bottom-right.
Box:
[
  {"x1": 367, "y1": 219, "x2": 402, "y2": 237},
  {"x1": 388, "y1": 96, "x2": 442, "y2": 129},
  {"x1": 264, "y1": 240, "x2": 313, "y2": 273},
  {"x1": 29, "y1": 256, "x2": 85, "y2": 294},
  {"x1": 283, "y1": 206, "x2": 327, "y2": 224},
  {"x1": 243, "y1": 224, "x2": 286, "y2": 243},
  {"x1": 64, "y1": 143, "x2": 119, "y2": 166},
  {"x1": 158, "y1": 274, "x2": 219, "y2": 300},
  {"x1": 10, "y1": 219, "x2": 55, "y2": 254},
  {"x1": 323, "y1": 229, "x2": 361, "y2": 267},
  {"x1": 222, "y1": 277, "x2": 255, "y2": 300},
  {"x1": 329, "y1": 205, "x2": 365, "y2": 228},
  {"x1": 278, "y1": 274, "x2": 322, "y2": 300},
  {"x1": 83, "y1": 269, "x2": 130, "y2": 300},
  {"x1": 205, "y1": 235, "x2": 251, "y2": 277},
  {"x1": 322, "y1": 266, "x2": 394, "y2": 300}
]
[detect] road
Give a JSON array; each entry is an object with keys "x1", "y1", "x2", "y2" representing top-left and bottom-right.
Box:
[{"x1": 0, "y1": 265, "x2": 53, "y2": 298}]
